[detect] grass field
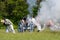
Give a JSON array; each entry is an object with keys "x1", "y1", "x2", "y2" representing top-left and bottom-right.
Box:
[{"x1": 0, "y1": 29, "x2": 60, "y2": 40}]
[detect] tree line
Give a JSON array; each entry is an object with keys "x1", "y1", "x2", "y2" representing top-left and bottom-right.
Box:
[{"x1": 0, "y1": 0, "x2": 42, "y2": 28}]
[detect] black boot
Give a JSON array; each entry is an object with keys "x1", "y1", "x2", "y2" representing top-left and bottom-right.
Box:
[{"x1": 37, "y1": 30, "x2": 40, "y2": 32}]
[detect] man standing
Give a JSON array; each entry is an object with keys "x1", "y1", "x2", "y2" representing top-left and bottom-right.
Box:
[
  {"x1": 18, "y1": 19, "x2": 25, "y2": 32},
  {"x1": 31, "y1": 16, "x2": 41, "y2": 32},
  {"x1": 1, "y1": 18, "x2": 15, "y2": 33}
]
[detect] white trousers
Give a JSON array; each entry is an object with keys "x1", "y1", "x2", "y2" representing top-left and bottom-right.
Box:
[
  {"x1": 6, "y1": 25, "x2": 15, "y2": 33},
  {"x1": 37, "y1": 24, "x2": 41, "y2": 31}
]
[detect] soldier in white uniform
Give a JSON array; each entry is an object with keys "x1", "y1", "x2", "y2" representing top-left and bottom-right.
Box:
[
  {"x1": 1, "y1": 18, "x2": 15, "y2": 33},
  {"x1": 31, "y1": 17, "x2": 42, "y2": 32},
  {"x1": 46, "y1": 20, "x2": 60, "y2": 31}
]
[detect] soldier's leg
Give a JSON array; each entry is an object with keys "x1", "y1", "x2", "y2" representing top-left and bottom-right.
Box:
[
  {"x1": 6, "y1": 26, "x2": 9, "y2": 33},
  {"x1": 37, "y1": 25, "x2": 41, "y2": 32},
  {"x1": 10, "y1": 25, "x2": 15, "y2": 33},
  {"x1": 19, "y1": 24, "x2": 23, "y2": 32},
  {"x1": 24, "y1": 25, "x2": 27, "y2": 32},
  {"x1": 30, "y1": 23, "x2": 34, "y2": 32}
]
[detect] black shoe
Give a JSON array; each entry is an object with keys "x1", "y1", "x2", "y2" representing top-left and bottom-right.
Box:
[{"x1": 37, "y1": 30, "x2": 40, "y2": 32}]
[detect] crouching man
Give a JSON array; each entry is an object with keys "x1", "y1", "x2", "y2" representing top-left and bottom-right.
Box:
[{"x1": 1, "y1": 18, "x2": 15, "y2": 33}]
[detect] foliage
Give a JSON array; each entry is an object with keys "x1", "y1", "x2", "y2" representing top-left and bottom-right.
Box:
[
  {"x1": 0, "y1": 0, "x2": 28, "y2": 24},
  {"x1": 0, "y1": 0, "x2": 42, "y2": 28},
  {"x1": 33, "y1": 0, "x2": 42, "y2": 17}
]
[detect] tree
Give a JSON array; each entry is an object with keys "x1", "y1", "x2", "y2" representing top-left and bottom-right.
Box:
[
  {"x1": 33, "y1": 0, "x2": 42, "y2": 17},
  {"x1": 0, "y1": 0, "x2": 28, "y2": 24}
]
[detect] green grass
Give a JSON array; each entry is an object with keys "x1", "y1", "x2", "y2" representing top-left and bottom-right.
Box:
[{"x1": 0, "y1": 29, "x2": 60, "y2": 40}]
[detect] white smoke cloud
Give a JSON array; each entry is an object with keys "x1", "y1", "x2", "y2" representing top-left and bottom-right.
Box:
[
  {"x1": 36, "y1": 0, "x2": 60, "y2": 24},
  {"x1": 27, "y1": 0, "x2": 37, "y2": 14}
]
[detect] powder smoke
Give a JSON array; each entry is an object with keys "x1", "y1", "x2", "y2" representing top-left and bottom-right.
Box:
[
  {"x1": 27, "y1": 0, "x2": 37, "y2": 14},
  {"x1": 36, "y1": 0, "x2": 60, "y2": 24}
]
